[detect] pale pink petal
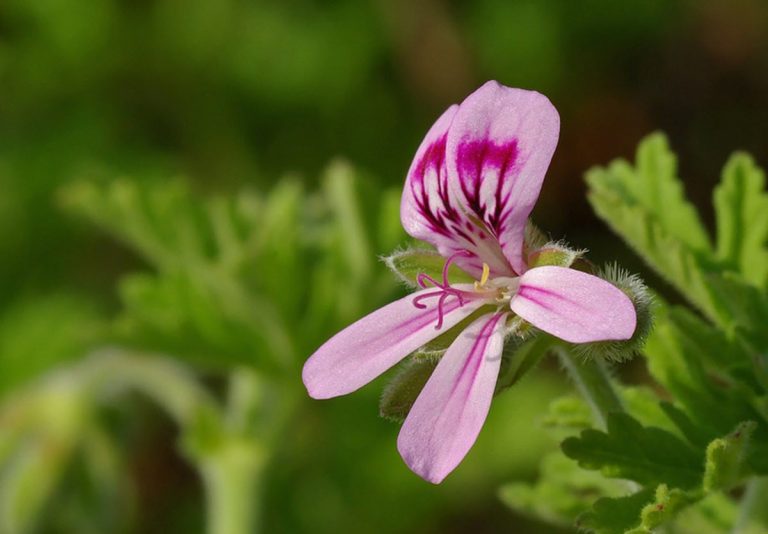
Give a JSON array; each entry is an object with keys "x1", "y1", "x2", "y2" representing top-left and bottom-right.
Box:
[
  {"x1": 446, "y1": 81, "x2": 560, "y2": 275},
  {"x1": 510, "y1": 266, "x2": 636, "y2": 343},
  {"x1": 397, "y1": 312, "x2": 507, "y2": 484},
  {"x1": 302, "y1": 285, "x2": 486, "y2": 400},
  {"x1": 400, "y1": 105, "x2": 488, "y2": 277}
]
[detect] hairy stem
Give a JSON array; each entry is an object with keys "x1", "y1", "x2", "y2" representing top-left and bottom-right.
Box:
[
  {"x1": 556, "y1": 346, "x2": 623, "y2": 429},
  {"x1": 733, "y1": 477, "x2": 768, "y2": 534},
  {"x1": 201, "y1": 440, "x2": 266, "y2": 534}
]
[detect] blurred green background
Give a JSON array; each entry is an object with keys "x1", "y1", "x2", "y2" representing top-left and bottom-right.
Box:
[{"x1": 0, "y1": 0, "x2": 766, "y2": 533}]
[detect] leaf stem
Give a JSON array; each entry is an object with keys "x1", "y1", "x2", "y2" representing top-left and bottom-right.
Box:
[
  {"x1": 201, "y1": 439, "x2": 266, "y2": 534},
  {"x1": 733, "y1": 477, "x2": 768, "y2": 534},
  {"x1": 556, "y1": 346, "x2": 624, "y2": 429}
]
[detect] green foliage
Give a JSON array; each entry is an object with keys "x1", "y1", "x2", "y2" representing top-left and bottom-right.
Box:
[
  {"x1": 62, "y1": 162, "x2": 403, "y2": 372},
  {"x1": 703, "y1": 421, "x2": 756, "y2": 493},
  {"x1": 500, "y1": 452, "x2": 626, "y2": 528},
  {"x1": 562, "y1": 412, "x2": 702, "y2": 489},
  {"x1": 586, "y1": 134, "x2": 768, "y2": 342},
  {"x1": 503, "y1": 135, "x2": 768, "y2": 534},
  {"x1": 0, "y1": 295, "x2": 103, "y2": 398},
  {"x1": 714, "y1": 154, "x2": 768, "y2": 289}
]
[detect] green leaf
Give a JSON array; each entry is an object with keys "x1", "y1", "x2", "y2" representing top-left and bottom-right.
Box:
[
  {"x1": 644, "y1": 302, "x2": 767, "y2": 449},
  {"x1": 703, "y1": 421, "x2": 757, "y2": 492},
  {"x1": 383, "y1": 247, "x2": 474, "y2": 288},
  {"x1": 587, "y1": 134, "x2": 768, "y2": 342},
  {"x1": 0, "y1": 295, "x2": 102, "y2": 398},
  {"x1": 543, "y1": 395, "x2": 594, "y2": 431},
  {"x1": 561, "y1": 412, "x2": 703, "y2": 489},
  {"x1": 714, "y1": 153, "x2": 768, "y2": 289},
  {"x1": 577, "y1": 487, "x2": 655, "y2": 534},
  {"x1": 630, "y1": 484, "x2": 698, "y2": 534},
  {"x1": 587, "y1": 133, "x2": 710, "y2": 254},
  {"x1": 500, "y1": 452, "x2": 626, "y2": 528},
  {"x1": 379, "y1": 358, "x2": 437, "y2": 422}
]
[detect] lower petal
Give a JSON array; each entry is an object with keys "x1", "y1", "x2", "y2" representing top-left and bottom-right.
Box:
[
  {"x1": 397, "y1": 312, "x2": 507, "y2": 484},
  {"x1": 510, "y1": 266, "x2": 636, "y2": 343},
  {"x1": 302, "y1": 286, "x2": 486, "y2": 399}
]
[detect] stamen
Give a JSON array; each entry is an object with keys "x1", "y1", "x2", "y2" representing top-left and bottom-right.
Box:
[{"x1": 474, "y1": 262, "x2": 490, "y2": 290}]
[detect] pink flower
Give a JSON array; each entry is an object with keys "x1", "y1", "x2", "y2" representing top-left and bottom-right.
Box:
[{"x1": 302, "y1": 81, "x2": 636, "y2": 483}]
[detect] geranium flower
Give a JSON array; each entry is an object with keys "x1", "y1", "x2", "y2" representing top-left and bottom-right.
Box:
[{"x1": 302, "y1": 81, "x2": 636, "y2": 483}]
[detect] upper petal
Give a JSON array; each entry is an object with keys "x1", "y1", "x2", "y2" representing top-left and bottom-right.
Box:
[
  {"x1": 397, "y1": 311, "x2": 507, "y2": 484},
  {"x1": 446, "y1": 81, "x2": 560, "y2": 275},
  {"x1": 302, "y1": 285, "x2": 486, "y2": 399},
  {"x1": 510, "y1": 266, "x2": 636, "y2": 343},
  {"x1": 400, "y1": 105, "x2": 490, "y2": 277}
]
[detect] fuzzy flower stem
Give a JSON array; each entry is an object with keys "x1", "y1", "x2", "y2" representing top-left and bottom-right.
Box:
[
  {"x1": 733, "y1": 477, "x2": 768, "y2": 534},
  {"x1": 555, "y1": 346, "x2": 624, "y2": 429}
]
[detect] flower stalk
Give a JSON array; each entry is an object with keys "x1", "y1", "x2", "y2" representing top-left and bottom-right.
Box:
[{"x1": 556, "y1": 346, "x2": 624, "y2": 429}]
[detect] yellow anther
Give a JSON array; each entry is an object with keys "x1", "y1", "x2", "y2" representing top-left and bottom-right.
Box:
[{"x1": 474, "y1": 263, "x2": 491, "y2": 290}]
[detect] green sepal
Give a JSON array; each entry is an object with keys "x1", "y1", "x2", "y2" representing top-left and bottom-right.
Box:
[
  {"x1": 572, "y1": 264, "x2": 653, "y2": 363},
  {"x1": 383, "y1": 247, "x2": 475, "y2": 288},
  {"x1": 495, "y1": 333, "x2": 555, "y2": 395},
  {"x1": 378, "y1": 357, "x2": 437, "y2": 422},
  {"x1": 527, "y1": 242, "x2": 584, "y2": 269}
]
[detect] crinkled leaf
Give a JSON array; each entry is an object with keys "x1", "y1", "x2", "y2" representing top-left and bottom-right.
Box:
[
  {"x1": 703, "y1": 421, "x2": 756, "y2": 492},
  {"x1": 714, "y1": 153, "x2": 768, "y2": 289},
  {"x1": 644, "y1": 302, "x2": 768, "y2": 462},
  {"x1": 561, "y1": 412, "x2": 703, "y2": 489},
  {"x1": 587, "y1": 133, "x2": 710, "y2": 254},
  {"x1": 586, "y1": 134, "x2": 768, "y2": 342},
  {"x1": 577, "y1": 487, "x2": 655, "y2": 534},
  {"x1": 631, "y1": 484, "x2": 697, "y2": 534},
  {"x1": 500, "y1": 452, "x2": 625, "y2": 528}
]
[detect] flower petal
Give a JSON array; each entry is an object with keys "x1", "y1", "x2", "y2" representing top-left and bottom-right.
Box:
[
  {"x1": 510, "y1": 266, "x2": 636, "y2": 343},
  {"x1": 302, "y1": 285, "x2": 486, "y2": 400},
  {"x1": 446, "y1": 81, "x2": 560, "y2": 275},
  {"x1": 400, "y1": 105, "x2": 488, "y2": 277},
  {"x1": 397, "y1": 311, "x2": 507, "y2": 484}
]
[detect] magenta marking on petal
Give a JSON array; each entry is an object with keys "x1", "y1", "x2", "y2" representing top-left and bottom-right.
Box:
[
  {"x1": 409, "y1": 136, "x2": 465, "y2": 238},
  {"x1": 450, "y1": 312, "x2": 505, "y2": 398},
  {"x1": 517, "y1": 284, "x2": 582, "y2": 309},
  {"x1": 456, "y1": 138, "x2": 520, "y2": 236}
]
